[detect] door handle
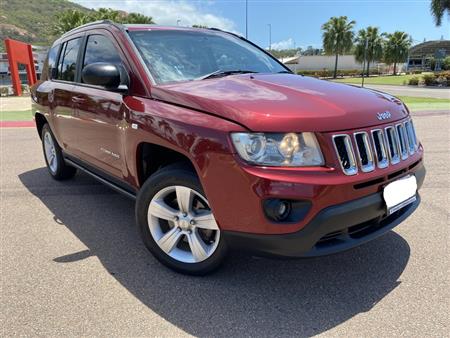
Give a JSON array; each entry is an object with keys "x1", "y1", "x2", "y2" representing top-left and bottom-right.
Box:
[{"x1": 71, "y1": 96, "x2": 86, "y2": 103}]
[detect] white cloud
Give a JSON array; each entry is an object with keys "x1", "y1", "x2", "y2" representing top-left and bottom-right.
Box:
[
  {"x1": 270, "y1": 38, "x2": 295, "y2": 50},
  {"x1": 71, "y1": 0, "x2": 236, "y2": 31}
]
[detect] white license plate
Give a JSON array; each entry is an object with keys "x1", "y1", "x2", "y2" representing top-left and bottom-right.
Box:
[{"x1": 383, "y1": 175, "x2": 417, "y2": 215}]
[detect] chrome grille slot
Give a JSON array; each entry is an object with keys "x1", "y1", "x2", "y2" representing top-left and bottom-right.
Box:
[
  {"x1": 384, "y1": 126, "x2": 400, "y2": 164},
  {"x1": 396, "y1": 123, "x2": 409, "y2": 160},
  {"x1": 371, "y1": 129, "x2": 389, "y2": 168},
  {"x1": 354, "y1": 132, "x2": 374, "y2": 172},
  {"x1": 333, "y1": 135, "x2": 358, "y2": 175},
  {"x1": 405, "y1": 120, "x2": 418, "y2": 153}
]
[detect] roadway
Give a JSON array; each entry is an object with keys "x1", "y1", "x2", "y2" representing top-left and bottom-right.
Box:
[{"x1": 1, "y1": 113, "x2": 449, "y2": 336}]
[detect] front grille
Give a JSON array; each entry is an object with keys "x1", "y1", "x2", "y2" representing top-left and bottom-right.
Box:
[{"x1": 332, "y1": 118, "x2": 419, "y2": 175}]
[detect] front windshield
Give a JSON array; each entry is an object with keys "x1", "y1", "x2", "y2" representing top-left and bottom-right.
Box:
[{"x1": 128, "y1": 29, "x2": 286, "y2": 84}]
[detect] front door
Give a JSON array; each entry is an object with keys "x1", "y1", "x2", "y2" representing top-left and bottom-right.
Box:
[{"x1": 69, "y1": 33, "x2": 130, "y2": 179}]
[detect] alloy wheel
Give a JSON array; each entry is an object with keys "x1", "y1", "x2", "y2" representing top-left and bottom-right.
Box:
[
  {"x1": 43, "y1": 131, "x2": 58, "y2": 173},
  {"x1": 147, "y1": 186, "x2": 220, "y2": 263}
]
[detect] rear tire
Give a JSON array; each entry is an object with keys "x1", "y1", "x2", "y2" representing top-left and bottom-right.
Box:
[
  {"x1": 136, "y1": 164, "x2": 227, "y2": 275},
  {"x1": 41, "y1": 124, "x2": 77, "y2": 180}
]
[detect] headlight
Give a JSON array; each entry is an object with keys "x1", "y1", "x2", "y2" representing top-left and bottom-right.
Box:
[{"x1": 231, "y1": 132, "x2": 324, "y2": 166}]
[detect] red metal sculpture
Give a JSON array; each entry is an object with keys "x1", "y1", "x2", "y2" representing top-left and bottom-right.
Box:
[{"x1": 4, "y1": 38, "x2": 37, "y2": 96}]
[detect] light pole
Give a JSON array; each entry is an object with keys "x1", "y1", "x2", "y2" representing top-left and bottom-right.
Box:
[
  {"x1": 361, "y1": 37, "x2": 368, "y2": 87},
  {"x1": 267, "y1": 23, "x2": 272, "y2": 51},
  {"x1": 245, "y1": 0, "x2": 248, "y2": 39}
]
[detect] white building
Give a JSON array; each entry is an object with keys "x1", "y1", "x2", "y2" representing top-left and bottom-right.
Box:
[{"x1": 284, "y1": 55, "x2": 379, "y2": 73}]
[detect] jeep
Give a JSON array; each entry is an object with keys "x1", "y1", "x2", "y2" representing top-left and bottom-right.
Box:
[{"x1": 31, "y1": 21, "x2": 425, "y2": 275}]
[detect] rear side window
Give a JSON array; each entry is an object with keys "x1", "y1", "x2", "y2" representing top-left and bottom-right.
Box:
[
  {"x1": 47, "y1": 44, "x2": 60, "y2": 79},
  {"x1": 83, "y1": 35, "x2": 122, "y2": 69},
  {"x1": 57, "y1": 38, "x2": 81, "y2": 82}
]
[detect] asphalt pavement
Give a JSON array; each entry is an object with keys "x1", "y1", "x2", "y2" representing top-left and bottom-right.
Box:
[{"x1": 1, "y1": 114, "x2": 449, "y2": 337}]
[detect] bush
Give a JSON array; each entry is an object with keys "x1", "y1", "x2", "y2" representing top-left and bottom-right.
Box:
[
  {"x1": 442, "y1": 57, "x2": 450, "y2": 70},
  {"x1": 296, "y1": 68, "x2": 379, "y2": 78},
  {"x1": 422, "y1": 73, "x2": 436, "y2": 86},
  {"x1": 408, "y1": 70, "x2": 422, "y2": 75},
  {"x1": 435, "y1": 70, "x2": 450, "y2": 82},
  {"x1": 408, "y1": 77, "x2": 419, "y2": 85},
  {"x1": 0, "y1": 87, "x2": 9, "y2": 97}
]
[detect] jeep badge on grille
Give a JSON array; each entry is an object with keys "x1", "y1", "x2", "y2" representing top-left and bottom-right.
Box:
[{"x1": 377, "y1": 111, "x2": 392, "y2": 120}]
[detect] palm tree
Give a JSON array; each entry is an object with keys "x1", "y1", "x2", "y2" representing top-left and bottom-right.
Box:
[
  {"x1": 383, "y1": 31, "x2": 411, "y2": 75},
  {"x1": 430, "y1": 0, "x2": 450, "y2": 26},
  {"x1": 354, "y1": 27, "x2": 384, "y2": 76},
  {"x1": 322, "y1": 16, "x2": 356, "y2": 78}
]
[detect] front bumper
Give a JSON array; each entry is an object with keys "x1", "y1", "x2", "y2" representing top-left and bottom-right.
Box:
[{"x1": 223, "y1": 164, "x2": 425, "y2": 257}]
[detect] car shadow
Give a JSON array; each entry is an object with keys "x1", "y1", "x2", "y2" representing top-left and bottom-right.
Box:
[{"x1": 19, "y1": 168, "x2": 411, "y2": 337}]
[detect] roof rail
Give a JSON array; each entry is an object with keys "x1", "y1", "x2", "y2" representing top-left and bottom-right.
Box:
[{"x1": 61, "y1": 20, "x2": 125, "y2": 37}]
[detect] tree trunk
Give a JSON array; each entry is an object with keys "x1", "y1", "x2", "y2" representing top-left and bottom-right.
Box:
[
  {"x1": 366, "y1": 61, "x2": 370, "y2": 77},
  {"x1": 333, "y1": 53, "x2": 339, "y2": 79},
  {"x1": 393, "y1": 62, "x2": 397, "y2": 75}
]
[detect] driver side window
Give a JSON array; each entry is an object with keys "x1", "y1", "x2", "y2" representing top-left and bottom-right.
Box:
[{"x1": 82, "y1": 35, "x2": 123, "y2": 83}]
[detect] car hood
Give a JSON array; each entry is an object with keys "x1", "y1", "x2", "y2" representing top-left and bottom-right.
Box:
[{"x1": 151, "y1": 74, "x2": 409, "y2": 132}]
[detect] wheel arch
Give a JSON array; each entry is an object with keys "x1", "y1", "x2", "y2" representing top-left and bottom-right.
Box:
[
  {"x1": 136, "y1": 142, "x2": 198, "y2": 186},
  {"x1": 34, "y1": 112, "x2": 47, "y2": 139}
]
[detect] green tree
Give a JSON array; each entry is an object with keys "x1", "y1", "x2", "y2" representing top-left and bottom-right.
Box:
[
  {"x1": 192, "y1": 24, "x2": 209, "y2": 28},
  {"x1": 92, "y1": 8, "x2": 154, "y2": 24},
  {"x1": 53, "y1": 9, "x2": 91, "y2": 35},
  {"x1": 430, "y1": 0, "x2": 450, "y2": 26},
  {"x1": 322, "y1": 16, "x2": 356, "y2": 78},
  {"x1": 126, "y1": 13, "x2": 154, "y2": 24},
  {"x1": 383, "y1": 31, "x2": 411, "y2": 75},
  {"x1": 354, "y1": 26, "x2": 384, "y2": 76},
  {"x1": 53, "y1": 8, "x2": 154, "y2": 34}
]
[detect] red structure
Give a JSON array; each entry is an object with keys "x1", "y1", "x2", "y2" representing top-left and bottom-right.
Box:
[{"x1": 4, "y1": 38, "x2": 37, "y2": 96}]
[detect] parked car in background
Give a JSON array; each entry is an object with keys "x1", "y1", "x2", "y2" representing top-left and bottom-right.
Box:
[{"x1": 31, "y1": 21, "x2": 425, "y2": 275}]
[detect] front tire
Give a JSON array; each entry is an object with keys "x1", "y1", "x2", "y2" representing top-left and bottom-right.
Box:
[
  {"x1": 136, "y1": 164, "x2": 227, "y2": 275},
  {"x1": 41, "y1": 124, "x2": 77, "y2": 180}
]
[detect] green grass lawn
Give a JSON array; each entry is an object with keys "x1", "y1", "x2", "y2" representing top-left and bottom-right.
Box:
[
  {"x1": 333, "y1": 74, "x2": 418, "y2": 86},
  {"x1": 0, "y1": 110, "x2": 32, "y2": 121},
  {"x1": 398, "y1": 96, "x2": 450, "y2": 111}
]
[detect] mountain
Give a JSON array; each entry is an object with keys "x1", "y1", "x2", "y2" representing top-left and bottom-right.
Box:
[{"x1": 0, "y1": 0, "x2": 90, "y2": 52}]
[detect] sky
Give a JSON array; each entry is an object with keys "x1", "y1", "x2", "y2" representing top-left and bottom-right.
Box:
[{"x1": 71, "y1": 0, "x2": 450, "y2": 50}]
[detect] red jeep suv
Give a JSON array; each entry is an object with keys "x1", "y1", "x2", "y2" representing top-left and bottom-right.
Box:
[{"x1": 31, "y1": 21, "x2": 425, "y2": 275}]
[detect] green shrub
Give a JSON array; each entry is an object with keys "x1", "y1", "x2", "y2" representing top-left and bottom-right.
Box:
[
  {"x1": 296, "y1": 68, "x2": 379, "y2": 78},
  {"x1": 408, "y1": 77, "x2": 419, "y2": 85},
  {"x1": 0, "y1": 87, "x2": 9, "y2": 96},
  {"x1": 408, "y1": 70, "x2": 422, "y2": 75},
  {"x1": 435, "y1": 70, "x2": 450, "y2": 82},
  {"x1": 422, "y1": 74, "x2": 436, "y2": 86},
  {"x1": 442, "y1": 57, "x2": 450, "y2": 70}
]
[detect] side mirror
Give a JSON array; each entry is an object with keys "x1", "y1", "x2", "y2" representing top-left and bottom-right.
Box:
[{"x1": 82, "y1": 63, "x2": 127, "y2": 90}]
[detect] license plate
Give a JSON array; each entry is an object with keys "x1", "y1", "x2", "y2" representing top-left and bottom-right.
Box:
[{"x1": 383, "y1": 175, "x2": 417, "y2": 215}]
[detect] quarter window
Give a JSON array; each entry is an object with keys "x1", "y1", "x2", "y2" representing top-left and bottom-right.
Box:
[
  {"x1": 47, "y1": 44, "x2": 60, "y2": 79},
  {"x1": 57, "y1": 38, "x2": 81, "y2": 82}
]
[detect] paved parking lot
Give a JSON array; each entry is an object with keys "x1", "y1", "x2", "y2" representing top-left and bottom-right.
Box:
[{"x1": 1, "y1": 112, "x2": 449, "y2": 337}]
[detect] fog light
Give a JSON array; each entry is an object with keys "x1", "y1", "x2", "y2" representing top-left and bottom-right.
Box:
[{"x1": 264, "y1": 199, "x2": 292, "y2": 222}]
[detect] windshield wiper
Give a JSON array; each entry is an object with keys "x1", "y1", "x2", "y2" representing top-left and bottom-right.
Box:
[
  {"x1": 277, "y1": 70, "x2": 292, "y2": 74},
  {"x1": 197, "y1": 70, "x2": 258, "y2": 80}
]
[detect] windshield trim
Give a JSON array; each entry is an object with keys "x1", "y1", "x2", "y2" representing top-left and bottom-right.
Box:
[{"x1": 127, "y1": 28, "x2": 292, "y2": 86}]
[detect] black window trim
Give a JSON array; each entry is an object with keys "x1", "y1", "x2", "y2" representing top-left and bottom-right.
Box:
[{"x1": 52, "y1": 33, "x2": 85, "y2": 85}]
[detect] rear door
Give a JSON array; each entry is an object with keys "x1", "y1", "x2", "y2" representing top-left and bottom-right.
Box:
[
  {"x1": 50, "y1": 35, "x2": 83, "y2": 151},
  {"x1": 69, "y1": 31, "x2": 130, "y2": 179}
]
